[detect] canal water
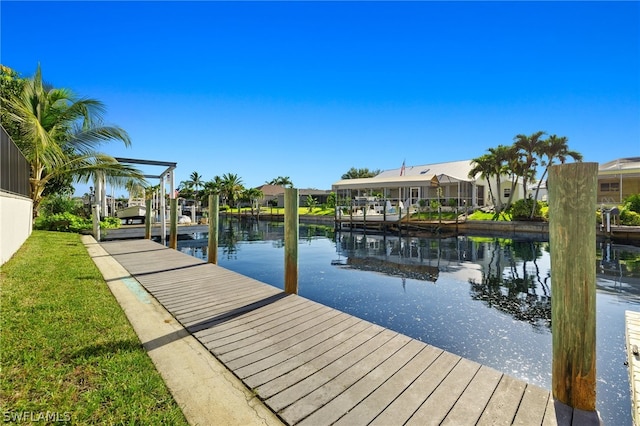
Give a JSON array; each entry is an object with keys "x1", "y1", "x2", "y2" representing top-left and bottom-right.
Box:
[{"x1": 175, "y1": 218, "x2": 639, "y2": 425}]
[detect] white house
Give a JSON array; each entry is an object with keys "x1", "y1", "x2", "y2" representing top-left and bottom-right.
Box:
[{"x1": 331, "y1": 159, "x2": 525, "y2": 211}]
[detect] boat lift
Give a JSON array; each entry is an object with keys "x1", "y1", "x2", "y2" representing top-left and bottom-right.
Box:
[{"x1": 93, "y1": 157, "x2": 177, "y2": 244}]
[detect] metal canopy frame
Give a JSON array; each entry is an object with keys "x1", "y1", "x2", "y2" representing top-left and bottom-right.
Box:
[{"x1": 94, "y1": 157, "x2": 177, "y2": 244}]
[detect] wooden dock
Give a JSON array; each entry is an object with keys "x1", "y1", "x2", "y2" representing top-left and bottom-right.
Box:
[
  {"x1": 626, "y1": 310, "x2": 640, "y2": 426},
  {"x1": 100, "y1": 239, "x2": 596, "y2": 425}
]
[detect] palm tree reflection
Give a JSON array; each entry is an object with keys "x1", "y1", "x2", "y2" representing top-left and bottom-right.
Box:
[{"x1": 468, "y1": 240, "x2": 551, "y2": 331}]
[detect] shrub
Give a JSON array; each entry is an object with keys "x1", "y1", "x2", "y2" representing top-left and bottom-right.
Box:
[
  {"x1": 509, "y1": 198, "x2": 542, "y2": 220},
  {"x1": 620, "y1": 209, "x2": 640, "y2": 226},
  {"x1": 101, "y1": 216, "x2": 122, "y2": 229},
  {"x1": 34, "y1": 213, "x2": 121, "y2": 233},
  {"x1": 624, "y1": 194, "x2": 640, "y2": 214},
  {"x1": 39, "y1": 194, "x2": 81, "y2": 216},
  {"x1": 34, "y1": 212, "x2": 91, "y2": 232}
]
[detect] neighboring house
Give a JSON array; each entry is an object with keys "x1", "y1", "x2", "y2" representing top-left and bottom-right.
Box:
[
  {"x1": 528, "y1": 180, "x2": 548, "y2": 202},
  {"x1": 256, "y1": 184, "x2": 286, "y2": 207},
  {"x1": 597, "y1": 158, "x2": 640, "y2": 205},
  {"x1": 254, "y1": 185, "x2": 332, "y2": 208},
  {"x1": 332, "y1": 159, "x2": 524, "y2": 210}
]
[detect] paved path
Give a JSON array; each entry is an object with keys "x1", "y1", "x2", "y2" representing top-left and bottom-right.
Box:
[{"x1": 98, "y1": 238, "x2": 598, "y2": 425}]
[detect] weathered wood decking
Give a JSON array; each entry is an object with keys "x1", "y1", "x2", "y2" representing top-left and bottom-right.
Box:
[
  {"x1": 626, "y1": 310, "x2": 640, "y2": 426},
  {"x1": 100, "y1": 239, "x2": 591, "y2": 425}
]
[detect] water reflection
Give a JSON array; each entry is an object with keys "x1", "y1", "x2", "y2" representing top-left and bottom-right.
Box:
[
  {"x1": 462, "y1": 239, "x2": 550, "y2": 331},
  {"x1": 597, "y1": 240, "x2": 640, "y2": 303}
]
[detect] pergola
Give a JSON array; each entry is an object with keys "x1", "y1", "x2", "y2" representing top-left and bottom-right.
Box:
[{"x1": 93, "y1": 157, "x2": 177, "y2": 243}]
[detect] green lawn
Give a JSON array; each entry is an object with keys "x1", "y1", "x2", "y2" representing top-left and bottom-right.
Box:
[{"x1": 0, "y1": 231, "x2": 188, "y2": 424}]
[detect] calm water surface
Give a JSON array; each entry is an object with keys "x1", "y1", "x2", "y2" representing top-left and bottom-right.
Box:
[{"x1": 176, "y1": 218, "x2": 639, "y2": 425}]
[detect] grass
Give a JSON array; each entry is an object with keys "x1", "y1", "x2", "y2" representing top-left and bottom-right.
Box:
[
  {"x1": 228, "y1": 206, "x2": 335, "y2": 216},
  {"x1": 467, "y1": 210, "x2": 513, "y2": 221},
  {"x1": 0, "y1": 231, "x2": 188, "y2": 424}
]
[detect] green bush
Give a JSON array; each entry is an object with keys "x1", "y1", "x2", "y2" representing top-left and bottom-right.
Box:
[
  {"x1": 34, "y1": 212, "x2": 91, "y2": 232},
  {"x1": 620, "y1": 209, "x2": 640, "y2": 226},
  {"x1": 39, "y1": 194, "x2": 82, "y2": 216},
  {"x1": 34, "y1": 213, "x2": 121, "y2": 233},
  {"x1": 101, "y1": 216, "x2": 122, "y2": 229},
  {"x1": 509, "y1": 198, "x2": 542, "y2": 220},
  {"x1": 624, "y1": 194, "x2": 640, "y2": 214}
]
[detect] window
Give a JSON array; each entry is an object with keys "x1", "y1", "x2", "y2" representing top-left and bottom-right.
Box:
[
  {"x1": 503, "y1": 188, "x2": 511, "y2": 199},
  {"x1": 600, "y1": 182, "x2": 620, "y2": 192}
]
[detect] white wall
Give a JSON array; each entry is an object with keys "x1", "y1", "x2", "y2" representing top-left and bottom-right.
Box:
[{"x1": 0, "y1": 191, "x2": 33, "y2": 266}]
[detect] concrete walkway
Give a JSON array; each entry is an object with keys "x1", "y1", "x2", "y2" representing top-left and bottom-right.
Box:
[{"x1": 82, "y1": 235, "x2": 284, "y2": 426}]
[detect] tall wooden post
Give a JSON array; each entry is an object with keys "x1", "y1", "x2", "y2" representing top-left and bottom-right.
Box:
[
  {"x1": 208, "y1": 194, "x2": 219, "y2": 264},
  {"x1": 92, "y1": 204, "x2": 101, "y2": 241},
  {"x1": 549, "y1": 162, "x2": 598, "y2": 411},
  {"x1": 284, "y1": 188, "x2": 299, "y2": 294},
  {"x1": 169, "y1": 198, "x2": 178, "y2": 249},
  {"x1": 144, "y1": 199, "x2": 151, "y2": 239}
]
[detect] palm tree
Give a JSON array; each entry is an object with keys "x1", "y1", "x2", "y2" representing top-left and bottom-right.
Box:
[
  {"x1": 1, "y1": 65, "x2": 143, "y2": 215},
  {"x1": 243, "y1": 187, "x2": 264, "y2": 215},
  {"x1": 200, "y1": 176, "x2": 223, "y2": 206},
  {"x1": 266, "y1": 176, "x2": 293, "y2": 187},
  {"x1": 503, "y1": 145, "x2": 527, "y2": 211},
  {"x1": 124, "y1": 179, "x2": 145, "y2": 199},
  {"x1": 221, "y1": 173, "x2": 244, "y2": 208},
  {"x1": 186, "y1": 171, "x2": 204, "y2": 198},
  {"x1": 513, "y1": 131, "x2": 547, "y2": 199},
  {"x1": 486, "y1": 145, "x2": 511, "y2": 215},
  {"x1": 531, "y1": 135, "x2": 582, "y2": 218},
  {"x1": 469, "y1": 154, "x2": 497, "y2": 213}
]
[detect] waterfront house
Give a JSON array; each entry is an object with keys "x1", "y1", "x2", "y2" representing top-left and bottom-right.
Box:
[
  {"x1": 254, "y1": 184, "x2": 332, "y2": 208},
  {"x1": 331, "y1": 159, "x2": 524, "y2": 211},
  {"x1": 597, "y1": 157, "x2": 640, "y2": 205}
]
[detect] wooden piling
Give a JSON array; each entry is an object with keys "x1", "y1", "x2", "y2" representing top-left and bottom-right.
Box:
[
  {"x1": 169, "y1": 198, "x2": 178, "y2": 249},
  {"x1": 549, "y1": 162, "x2": 598, "y2": 411},
  {"x1": 145, "y1": 198, "x2": 151, "y2": 239},
  {"x1": 208, "y1": 194, "x2": 219, "y2": 264},
  {"x1": 92, "y1": 204, "x2": 100, "y2": 241},
  {"x1": 284, "y1": 188, "x2": 299, "y2": 294}
]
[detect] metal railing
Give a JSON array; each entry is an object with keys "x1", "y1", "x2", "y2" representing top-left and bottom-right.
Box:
[{"x1": 0, "y1": 126, "x2": 30, "y2": 197}]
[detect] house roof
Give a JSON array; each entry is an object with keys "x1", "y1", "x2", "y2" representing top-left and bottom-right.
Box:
[
  {"x1": 332, "y1": 159, "x2": 477, "y2": 190},
  {"x1": 599, "y1": 157, "x2": 640, "y2": 176},
  {"x1": 255, "y1": 185, "x2": 331, "y2": 197},
  {"x1": 256, "y1": 184, "x2": 286, "y2": 197}
]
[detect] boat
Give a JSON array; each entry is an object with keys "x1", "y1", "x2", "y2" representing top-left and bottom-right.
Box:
[
  {"x1": 116, "y1": 197, "x2": 146, "y2": 222},
  {"x1": 337, "y1": 198, "x2": 413, "y2": 222}
]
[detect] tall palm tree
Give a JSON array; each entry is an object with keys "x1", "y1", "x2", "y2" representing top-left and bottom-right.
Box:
[
  {"x1": 186, "y1": 171, "x2": 204, "y2": 198},
  {"x1": 469, "y1": 154, "x2": 497, "y2": 213},
  {"x1": 513, "y1": 131, "x2": 547, "y2": 199},
  {"x1": 221, "y1": 173, "x2": 244, "y2": 208},
  {"x1": 1, "y1": 65, "x2": 143, "y2": 215},
  {"x1": 487, "y1": 145, "x2": 511, "y2": 215},
  {"x1": 503, "y1": 145, "x2": 526, "y2": 211},
  {"x1": 243, "y1": 187, "x2": 264, "y2": 215},
  {"x1": 200, "y1": 175, "x2": 223, "y2": 206},
  {"x1": 531, "y1": 135, "x2": 582, "y2": 218}
]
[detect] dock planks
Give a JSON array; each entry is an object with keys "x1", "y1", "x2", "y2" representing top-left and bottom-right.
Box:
[
  {"x1": 626, "y1": 310, "x2": 640, "y2": 426},
  {"x1": 100, "y1": 239, "x2": 588, "y2": 425}
]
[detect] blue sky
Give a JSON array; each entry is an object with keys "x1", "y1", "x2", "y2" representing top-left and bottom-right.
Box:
[{"x1": 2, "y1": 1, "x2": 639, "y2": 196}]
